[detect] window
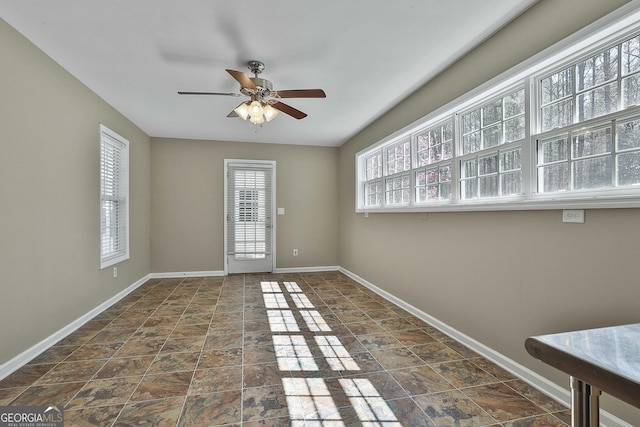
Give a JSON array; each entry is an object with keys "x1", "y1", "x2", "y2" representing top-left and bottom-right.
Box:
[
  {"x1": 356, "y1": 5, "x2": 640, "y2": 212},
  {"x1": 415, "y1": 120, "x2": 454, "y2": 202},
  {"x1": 384, "y1": 140, "x2": 411, "y2": 206},
  {"x1": 535, "y1": 33, "x2": 640, "y2": 194},
  {"x1": 100, "y1": 125, "x2": 129, "y2": 268},
  {"x1": 459, "y1": 88, "x2": 526, "y2": 200},
  {"x1": 363, "y1": 150, "x2": 383, "y2": 207},
  {"x1": 461, "y1": 88, "x2": 525, "y2": 155},
  {"x1": 536, "y1": 112, "x2": 640, "y2": 193}
]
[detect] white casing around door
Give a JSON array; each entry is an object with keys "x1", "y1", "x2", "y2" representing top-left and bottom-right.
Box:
[{"x1": 224, "y1": 160, "x2": 275, "y2": 274}]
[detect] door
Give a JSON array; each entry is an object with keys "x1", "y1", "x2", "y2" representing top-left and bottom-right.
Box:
[{"x1": 225, "y1": 160, "x2": 275, "y2": 274}]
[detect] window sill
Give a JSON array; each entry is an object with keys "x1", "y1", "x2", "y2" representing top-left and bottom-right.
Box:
[{"x1": 357, "y1": 192, "x2": 640, "y2": 213}]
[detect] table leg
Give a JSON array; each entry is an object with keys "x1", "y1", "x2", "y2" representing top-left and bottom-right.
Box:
[{"x1": 571, "y1": 376, "x2": 601, "y2": 427}]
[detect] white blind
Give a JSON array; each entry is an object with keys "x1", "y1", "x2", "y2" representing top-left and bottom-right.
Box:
[
  {"x1": 227, "y1": 165, "x2": 272, "y2": 258},
  {"x1": 100, "y1": 125, "x2": 129, "y2": 268}
]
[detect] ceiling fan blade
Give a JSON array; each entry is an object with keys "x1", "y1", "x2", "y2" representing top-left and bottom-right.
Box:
[
  {"x1": 274, "y1": 89, "x2": 326, "y2": 99},
  {"x1": 272, "y1": 102, "x2": 307, "y2": 119},
  {"x1": 178, "y1": 91, "x2": 240, "y2": 96},
  {"x1": 226, "y1": 69, "x2": 257, "y2": 90}
]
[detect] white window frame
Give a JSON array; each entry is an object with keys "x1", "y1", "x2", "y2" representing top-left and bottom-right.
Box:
[
  {"x1": 362, "y1": 149, "x2": 383, "y2": 207},
  {"x1": 100, "y1": 124, "x2": 129, "y2": 269},
  {"x1": 356, "y1": 2, "x2": 640, "y2": 213}
]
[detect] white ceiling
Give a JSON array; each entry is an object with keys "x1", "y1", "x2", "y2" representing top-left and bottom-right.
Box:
[{"x1": 1, "y1": 0, "x2": 537, "y2": 147}]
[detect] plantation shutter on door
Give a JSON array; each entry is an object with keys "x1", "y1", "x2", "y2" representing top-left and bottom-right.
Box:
[{"x1": 227, "y1": 164, "x2": 273, "y2": 260}]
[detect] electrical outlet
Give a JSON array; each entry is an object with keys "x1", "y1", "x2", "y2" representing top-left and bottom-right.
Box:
[
  {"x1": 113, "y1": 267, "x2": 118, "y2": 278},
  {"x1": 563, "y1": 209, "x2": 585, "y2": 223},
  {"x1": 293, "y1": 249, "x2": 298, "y2": 256}
]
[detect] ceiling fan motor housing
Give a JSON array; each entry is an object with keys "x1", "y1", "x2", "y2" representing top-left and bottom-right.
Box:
[{"x1": 241, "y1": 77, "x2": 273, "y2": 100}]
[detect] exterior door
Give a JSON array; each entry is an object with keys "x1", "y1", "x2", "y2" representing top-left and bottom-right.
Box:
[{"x1": 225, "y1": 160, "x2": 275, "y2": 274}]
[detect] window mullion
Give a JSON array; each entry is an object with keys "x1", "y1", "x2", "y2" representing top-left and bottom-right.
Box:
[
  {"x1": 617, "y1": 44, "x2": 623, "y2": 111},
  {"x1": 612, "y1": 118, "x2": 618, "y2": 187},
  {"x1": 523, "y1": 76, "x2": 535, "y2": 197},
  {"x1": 453, "y1": 113, "x2": 461, "y2": 203},
  {"x1": 410, "y1": 133, "x2": 416, "y2": 206}
]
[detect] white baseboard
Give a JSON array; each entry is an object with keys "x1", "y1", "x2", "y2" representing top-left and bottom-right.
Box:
[
  {"x1": 0, "y1": 274, "x2": 151, "y2": 381},
  {"x1": 275, "y1": 265, "x2": 340, "y2": 274},
  {"x1": 338, "y1": 267, "x2": 632, "y2": 427},
  {"x1": 151, "y1": 267, "x2": 339, "y2": 277},
  {"x1": 149, "y1": 270, "x2": 225, "y2": 279}
]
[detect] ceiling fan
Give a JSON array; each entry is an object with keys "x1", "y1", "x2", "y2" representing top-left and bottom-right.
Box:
[{"x1": 178, "y1": 60, "x2": 326, "y2": 124}]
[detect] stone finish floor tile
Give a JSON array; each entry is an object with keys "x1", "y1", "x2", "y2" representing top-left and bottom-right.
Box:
[
  {"x1": 114, "y1": 396, "x2": 184, "y2": 427},
  {"x1": 0, "y1": 273, "x2": 570, "y2": 426},
  {"x1": 190, "y1": 366, "x2": 242, "y2": 394},
  {"x1": 463, "y1": 382, "x2": 547, "y2": 422},
  {"x1": 390, "y1": 365, "x2": 455, "y2": 396},
  {"x1": 129, "y1": 371, "x2": 193, "y2": 401},
  {"x1": 64, "y1": 404, "x2": 124, "y2": 427},
  {"x1": 178, "y1": 390, "x2": 242, "y2": 426},
  {"x1": 431, "y1": 359, "x2": 500, "y2": 388},
  {"x1": 415, "y1": 389, "x2": 497, "y2": 426},
  {"x1": 66, "y1": 376, "x2": 141, "y2": 409}
]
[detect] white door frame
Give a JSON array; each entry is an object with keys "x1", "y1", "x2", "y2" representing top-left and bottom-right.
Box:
[{"x1": 223, "y1": 159, "x2": 276, "y2": 274}]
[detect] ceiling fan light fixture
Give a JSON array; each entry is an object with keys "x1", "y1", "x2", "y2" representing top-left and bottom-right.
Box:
[
  {"x1": 249, "y1": 100, "x2": 264, "y2": 117},
  {"x1": 234, "y1": 102, "x2": 250, "y2": 120},
  {"x1": 250, "y1": 115, "x2": 265, "y2": 125},
  {"x1": 263, "y1": 104, "x2": 279, "y2": 122}
]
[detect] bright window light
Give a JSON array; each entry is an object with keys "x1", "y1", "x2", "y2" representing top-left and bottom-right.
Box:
[
  {"x1": 263, "y1": 293, "x2": 289, "y2": 309},
  {"x1": 315, "y1": 336, "x2": 360, "y2": 371},
  {"x1": 273, "y1": 335, "x2": 319, "y2": 371},
  {"x1": 267, "y1": 310, "x2": 300, "y2": 332},
  {"x1": 300, "y1": 310, "x2": 332, "y2": 332},
  {"x1": 339, "y1": 379, "x2": 402, "y2": 426},
  {"x1": 291, "y1": 293, "x2": 315, "y2": 309},
  {"x1": 284, "y1": 281, "x2": 303, "y2": 292},
  {"x1": 283, "y1": 378, "x2": 344, "y2": 426},
  {"x1": 265, "y1": 281, "x2": 404, "y2": 424},
  {"x1": 261, "y1": 281, "x2": 282, "y2": 292}
]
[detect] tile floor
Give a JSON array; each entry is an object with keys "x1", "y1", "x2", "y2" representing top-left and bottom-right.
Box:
[{"x1": 0, "y1": 271, "x2": 570, "y2": 426}]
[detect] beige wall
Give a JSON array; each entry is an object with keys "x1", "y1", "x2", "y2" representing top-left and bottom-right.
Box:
[
  {"x1": 150, "y1": 137, "x2": 339, "y2": 273},
  {"x1": 0, "y1": 19, "x2": 151, "y2": 364},
  {"x1": 338, "y1": 0, "x2": 640, "y2": 424}
]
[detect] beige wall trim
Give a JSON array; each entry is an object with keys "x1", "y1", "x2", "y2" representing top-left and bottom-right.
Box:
[
  {"x1": 0, "y1": 274, "x2": 151, "y2": 382},
  {"x1": 338, "y1": 267, "x2": 632, "y2": 427}
]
